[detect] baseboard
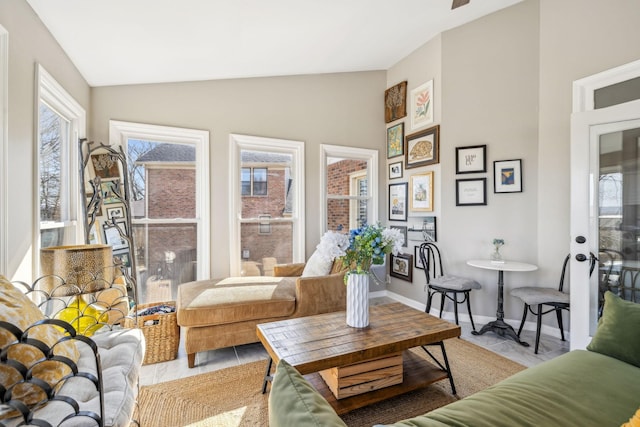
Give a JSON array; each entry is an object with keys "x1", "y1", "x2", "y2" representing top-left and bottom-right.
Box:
[{"x1": 373, "y1": 290, "x2": 569, "y2": 340}]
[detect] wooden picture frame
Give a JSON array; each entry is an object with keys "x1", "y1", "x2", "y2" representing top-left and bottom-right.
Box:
[
  {"x1": 410, "y1": 171, "x2": 434, "y2": 212},
  {"x1": 384, "y1": 81, "x2": 407, "y2": 123},
  {"x1": 405, "y1": 125, "x2": 439, "y2": 169},
  {"x1": 390, "y1": 253, "x2": 413, "y2": 282},
  {"x1": 410, "y1": 80, "x2": 434, "y2": 130},
  {"x1": 388, "y1": 161, "x2": 403, "y2": 180},
  {"x1": 494, "y1": 159, "x2": 523, "y2": 193},
  {"x1": 387, "y1": 123, "x2": 404, "y2": 158},
  {"x1": 390, "y1": 225, "x2": 408, "y2": 248},
  {"x1": 456, "y1": 178, "x2": 487, "y2": 206},
  {"x1": 90, "y1": 153, "x2": 120, "y2": 179},
  {"x1": 456, "y1": 145, "x2": 487, "y2": 174},
  {"x1": 388, "y1": 182, "x2": 408, "y2": 221}
]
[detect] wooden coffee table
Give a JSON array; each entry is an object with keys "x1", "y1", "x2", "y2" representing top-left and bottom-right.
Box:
[{"x1": 257, "y1": 302, "x2": 461, "y2": 414}]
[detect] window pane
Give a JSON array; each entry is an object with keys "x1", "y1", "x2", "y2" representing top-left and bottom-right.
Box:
[
  {"x1": 253, "y1": 168, "x2": 268, "y2": 195},
  {"x1": 240, "y1": 150, "x2": 292, "y2": 219},
  {"x1": 241, "y1": 168, "x2": 251, "y2": 196},
  {"x1": 240, "y1": 222, "x2": 292, "y2": 274},
  {"x1": 135, "y1": 223, "x2": 197, "y2": 303},
  {"x1": 39, "y1": 103, "x2": 68, "y2": 223},
  {"x1": 327, "y1": 157, "x2": 368, "y2": 196},
  {"x1": 128, "y1": 140, "x2": 196, "y2": 220}
]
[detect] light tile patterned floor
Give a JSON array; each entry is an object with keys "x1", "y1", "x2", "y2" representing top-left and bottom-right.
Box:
[{"x1": 140, "y1": 297, "x2": 569, "y2": 386}]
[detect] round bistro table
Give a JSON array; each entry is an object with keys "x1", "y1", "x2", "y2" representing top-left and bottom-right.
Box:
[{"x1": 466, "y1": 259, "x2": 538, "y2": 346}]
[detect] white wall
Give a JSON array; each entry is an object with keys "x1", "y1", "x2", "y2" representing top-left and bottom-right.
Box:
[{"x1": 0, "y1": 0, "x2": 90, "y2": 280}]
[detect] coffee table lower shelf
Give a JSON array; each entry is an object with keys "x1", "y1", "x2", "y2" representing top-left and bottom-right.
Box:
[{"x1": 305, "y1": 349, "x2": 450, "y2": 415}]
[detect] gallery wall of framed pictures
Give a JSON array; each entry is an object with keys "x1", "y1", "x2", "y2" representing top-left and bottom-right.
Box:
[{"x1": 384, "y1": 79, "x2": 440, "y2": 285}]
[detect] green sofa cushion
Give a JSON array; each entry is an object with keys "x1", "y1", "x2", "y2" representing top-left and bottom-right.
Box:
[
  {"x1": 587, "y1": 291, "x2": 640, "y2": 368},
  {"x1": 268, "y1": 359, "x2": 346, "y2": 427}
]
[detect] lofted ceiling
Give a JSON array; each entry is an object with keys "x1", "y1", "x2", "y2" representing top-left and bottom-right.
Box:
[{"x1": 27, "y1": 0, "x2": 523, "y2": 87}]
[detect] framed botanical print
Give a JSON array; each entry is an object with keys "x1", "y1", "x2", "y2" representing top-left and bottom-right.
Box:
[
  {"x1": 456, "y1": 145, "x2": 487, "y2": 174},
  {"x1": 387, "y1": 123, "x2": 404, "y2": 158},
  {"x1": 405, "y1": 125, "x2": 439, "y2": 169},
  {"x1": 494, "y1": 159, "x2": 523, "y2": 193},
  {"x1": 390, "y1": 253, "x2": 413, "y2": 282},
  {"x1": 410, "y1": 80, "x2": 434, "y2": 130},
  {"x1": 410, "y1": 171, "x2": 434, "y2": 212},
  {"x1": 388, "y1": 182, "x2": 408, "y2": 221}
]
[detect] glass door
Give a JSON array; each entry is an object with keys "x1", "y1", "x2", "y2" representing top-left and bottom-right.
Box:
[{"x1": 570, "y1": 99, "x2": 640, "y2": 349}]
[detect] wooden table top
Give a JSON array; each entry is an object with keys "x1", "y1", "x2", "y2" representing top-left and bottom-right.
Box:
[{"x1": 257, "y1": 302, "x2": 461, "y2": 375}]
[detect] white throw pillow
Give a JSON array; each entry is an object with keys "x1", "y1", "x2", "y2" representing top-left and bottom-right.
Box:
[{"x1": 301, "y1": 250, "x2": 333, "y2": 277}]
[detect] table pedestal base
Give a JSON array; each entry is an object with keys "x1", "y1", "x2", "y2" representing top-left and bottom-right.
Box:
[{"x1": 472, "y1": 319, "x2": 530, "y2": 347}]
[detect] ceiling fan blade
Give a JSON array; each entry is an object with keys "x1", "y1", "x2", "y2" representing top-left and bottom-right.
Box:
[{"x1": 452, "y1": 0, "x2": 470, "y2": 9}]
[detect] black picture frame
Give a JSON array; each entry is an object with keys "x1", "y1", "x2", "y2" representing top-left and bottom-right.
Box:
[
  {"x1": 388, "y1": 182, "x2": 408, "y2": 221},
  {"x1": 456, "y1": 178, "x2": 487, "y2": 206},
  {"x1": 388, "y1": 161, "x2": 403, "y2": 179},
  {"x1": 455, "y1": 145, "x2": 487, "y2": 174},
  {"x1": 494, "y1": 159, "x2": 523, "y2": 193},
  {"x1": 390, "y1": 253, "x2": 413, "y2": 282}
]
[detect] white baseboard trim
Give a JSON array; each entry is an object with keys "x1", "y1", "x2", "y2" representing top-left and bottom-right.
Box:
[{"x1": 372, "y1": 290, "x2": 569, "y2": 341}]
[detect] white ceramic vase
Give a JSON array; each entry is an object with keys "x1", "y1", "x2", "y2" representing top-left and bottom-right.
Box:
[{"x1": 346, "y1": 273, "x2": 369, "y2": 328}]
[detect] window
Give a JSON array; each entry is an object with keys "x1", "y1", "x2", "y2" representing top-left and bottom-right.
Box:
[
  {"x1": 36, "y1": 65, "x2": 85, "y2": 265},
  {"x1": 230, "y1": 134, "x2": 305, "y2": 276},
  {"x1": 321, "y1": 144, "x2": 378, "y2": 233},
  {"x1": 109, "y1": 121, "x2": 210, "y2": 303},
  {"x1": 241, "y1": 167, "x2": 268, "y2": 196}
]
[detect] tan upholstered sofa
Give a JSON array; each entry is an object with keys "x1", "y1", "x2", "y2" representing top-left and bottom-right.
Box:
[{"x1": 177, "y1": 260, "x2": 347, "y2": 368}]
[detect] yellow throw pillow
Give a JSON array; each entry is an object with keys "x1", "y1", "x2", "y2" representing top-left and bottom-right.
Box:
[
  {"x1": 0, "y1": 276, "x2": 80, "y2": 411},
  {"x1": 54, "y1": 295, "x2": 107, "y2": 336},
  {"x1": 622, "y1": 408, "x2": 640, "y2": 427}
]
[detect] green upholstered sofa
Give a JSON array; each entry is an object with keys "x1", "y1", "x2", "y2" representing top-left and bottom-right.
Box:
[{"x1": 268, "y1": 292, "x2": 640, "y2": 427}]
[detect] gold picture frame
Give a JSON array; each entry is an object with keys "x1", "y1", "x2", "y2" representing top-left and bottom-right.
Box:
[{"x1": 410, "y1": 171, "x2": 434, "y2": 212}]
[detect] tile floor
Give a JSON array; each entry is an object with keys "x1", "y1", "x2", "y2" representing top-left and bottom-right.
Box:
[{"x1": 139, "y1": 297, "x2": 569, "y2": 386}]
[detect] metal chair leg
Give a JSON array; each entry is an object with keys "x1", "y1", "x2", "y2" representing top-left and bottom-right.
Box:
[
  {"x1": 426, "y1": 288, "x2": 434, "y2": 314},
  {"x1": 439, "y1": 292, "x2": 445, "y2": 318},
  {"x1": 453, "y1": 293, "x2": 460, "y2": 325},
  {"x1": 466, "y1": 291, "x2": 476, "y2": 332},
  {"x1": 517, "y1": 303, "x2": 528, "y2": 336},
  {"x1": 556, "y1": 308, "x2": 565, "y2": 341},
  {"x1": 535, "y1": 304, "x2": 543, "y2": 354}
]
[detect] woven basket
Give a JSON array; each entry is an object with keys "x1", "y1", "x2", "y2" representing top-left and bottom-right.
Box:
[{"x1": 125, "y1": 301, "x2": 179, "y2": 365}]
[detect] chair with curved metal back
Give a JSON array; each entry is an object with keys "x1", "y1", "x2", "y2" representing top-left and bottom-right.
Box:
[
  {"x1": 510, "y1": 253, "x2": 596, "y2": 354},
  {"x1": 419, "y1": 242, "x2": 481, "y2": 331}
]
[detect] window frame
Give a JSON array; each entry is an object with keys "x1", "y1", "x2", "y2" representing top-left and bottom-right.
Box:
[
  {"x1": 320, "y1": 144, "x2": 378, "y2": 233},
  {"x1": 229, "y1": 134, "x2": 305, "y2": 276},
  {"x1": 109, "y1": 120, "x2": 210, "y2": 280},
  {"x1": 34, "y1": 65, "x2": 86, "y2": 274}
]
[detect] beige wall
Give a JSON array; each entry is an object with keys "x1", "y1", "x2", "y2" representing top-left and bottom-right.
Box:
[
  {"x1": 0, "y1": 0, "x2": 90, "y2": 279},
  {"x1": 90, "y1": 72, "x2": 386, "y2": 277}
]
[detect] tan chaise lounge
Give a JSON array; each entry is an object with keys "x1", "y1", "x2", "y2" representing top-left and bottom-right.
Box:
[{"x1": 177, "y1": 260, "x2": 346, "y2": 368}]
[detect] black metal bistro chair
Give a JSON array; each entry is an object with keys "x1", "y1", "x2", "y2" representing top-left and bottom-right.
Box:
[
  {"x1": 419, "y1": 242, "x2": 481, "y2": 331},
  {"x1": 510, "y1": 253, "x2": 596, "y2": 354}
]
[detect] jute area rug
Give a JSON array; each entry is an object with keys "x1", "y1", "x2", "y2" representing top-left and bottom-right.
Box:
[{"x1": 136, "y1": 338, "x2": 525, "y2": 427}]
